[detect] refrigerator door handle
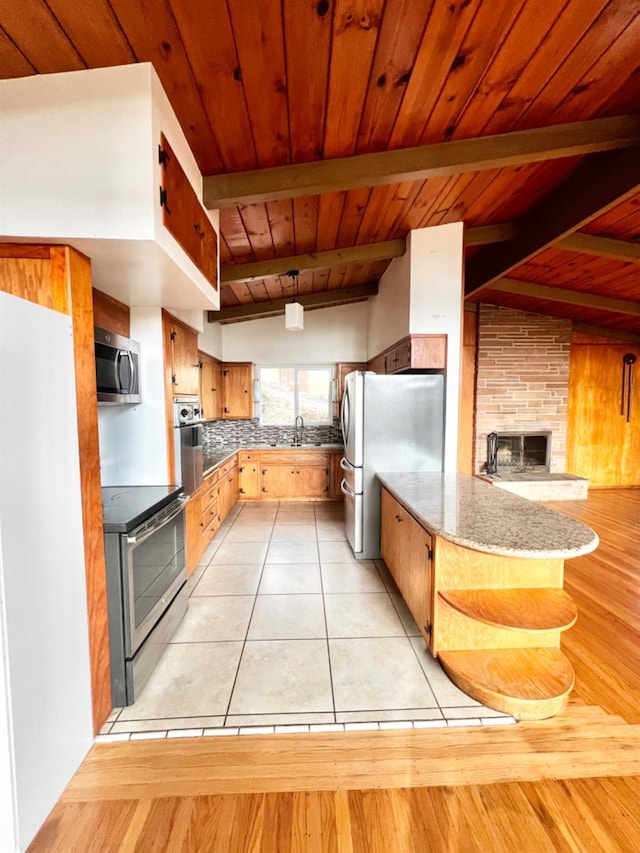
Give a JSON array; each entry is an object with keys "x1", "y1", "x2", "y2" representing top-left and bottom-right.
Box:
[
  {"x1": 341, "y1": 383, "x2": 350, "y2": 447},
  {"x1": 340, "y1": 478, "x2": 356, "y2": 498},
  {"x1": 340, "y1": 456, "x2": 355, "y2": 473}
]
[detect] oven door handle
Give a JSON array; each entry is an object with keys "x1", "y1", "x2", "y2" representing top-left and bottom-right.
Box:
[{"x1": 126, "y1": 497, "x2": 186, "y2": 546}]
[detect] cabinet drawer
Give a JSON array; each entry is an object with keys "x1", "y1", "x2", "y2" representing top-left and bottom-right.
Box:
[
  {"x1": 217, "y1": 456, "x2": 238, "y2": 478},
  {"x1": 239, "y1": 451, "x2": 259, "y2": 463},
  {"x1": 202, "y1": 503, "x2": 219, "y2": 535},
  {"x1": 202, "y1": 469, "x2": 219, "y2": 488},
  {"x1": 200, "y1": 482, "x2": 218, "y2": 514}
]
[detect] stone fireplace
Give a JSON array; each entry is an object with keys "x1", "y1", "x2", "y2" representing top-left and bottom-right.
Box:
[
  {"x1": 488, "y1": 431, "x2": 551, "y2": 474},
  {"x1": 474, "y1": 306, "x2": 588, "y2": 500},
  {"x1": 474, "y1": 305, "x2": 572, "y2": 476}
]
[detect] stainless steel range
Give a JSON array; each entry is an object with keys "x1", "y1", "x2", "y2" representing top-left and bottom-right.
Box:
[{"x1": 102, "y1": 485, "x2": 187, "y2": 706}]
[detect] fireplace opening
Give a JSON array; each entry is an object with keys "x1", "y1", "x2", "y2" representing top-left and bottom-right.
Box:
[{"x1": 487, "y1": 431, "x2": 551, "y2": 474}]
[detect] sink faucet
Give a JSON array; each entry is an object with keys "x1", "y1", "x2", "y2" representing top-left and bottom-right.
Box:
[{"x1": 294, "y1": 415, "x2": 304, "y2": 445}]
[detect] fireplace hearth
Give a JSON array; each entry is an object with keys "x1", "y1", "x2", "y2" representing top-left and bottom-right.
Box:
[{"x1": 486, "y1": 431, "x2": 551, "y2": 474}]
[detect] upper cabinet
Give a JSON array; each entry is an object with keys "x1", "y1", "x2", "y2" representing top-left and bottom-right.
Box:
[
  {"x1": 159, "y1": 134, "x2": 218, "y2": 293},
  {"x1": 167, "y1": 316, "x2": 200, "y2": 397},
  {"x1": 336, "y1": 363, "x2": 367, "y2": 409},
  {"x1": 200, "y1": 351, "x2": 223, "y2": 420},
  {"x1": 0, "y1": 64, "x2": 220, "y2": 312},
  {"x1": 223, "y1": 363, "x2": 254, "y2": 420},
  {"x1": 368, "y1": 335, "x2": 447, "y2": 374}
]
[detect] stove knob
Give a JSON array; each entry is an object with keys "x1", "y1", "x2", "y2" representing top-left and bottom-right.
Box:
[{"x1": 180, "y1": 408, "x2": 189, "y2": 418}]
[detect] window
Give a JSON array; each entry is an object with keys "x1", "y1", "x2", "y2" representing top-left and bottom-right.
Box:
[{"x1": 258, "y1": 366, "x2": 333, "y2": 425}]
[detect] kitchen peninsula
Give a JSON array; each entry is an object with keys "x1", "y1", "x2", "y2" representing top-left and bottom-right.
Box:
[{"x1": 378, "y1": 472, "x2": 598, "y2": 721}]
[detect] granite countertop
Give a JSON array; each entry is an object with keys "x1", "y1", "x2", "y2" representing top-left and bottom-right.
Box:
[
  {"x1": 376, "y1": 472, "x2": 599, "y2": 559},
  {"x1": 203, "y1": 443, "x2": 344, "y2": 476}
]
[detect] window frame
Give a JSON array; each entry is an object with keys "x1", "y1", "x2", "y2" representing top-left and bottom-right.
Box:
[{"x1": 256, "y1": 364, "x2": 335, "y2": 426}]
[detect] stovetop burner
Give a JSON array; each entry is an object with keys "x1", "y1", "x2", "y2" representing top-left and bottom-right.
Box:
[{"x1": 101, "y1": 484, "x2": 183, "y2": 533}]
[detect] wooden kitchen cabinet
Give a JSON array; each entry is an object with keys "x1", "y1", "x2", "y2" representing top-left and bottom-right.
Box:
[
  {"x1": 165, "y1": 313, "x2": 200, "y2": 396},
  {"x1": 367, "y1": 354, "x2": 386, "y2": 375},
  {"x1": 336, "y1": 362, "x2": 367, "y2": 407},
  {"x1": 185, "y1": 455, "x2": 239, "y2": 575},
  {"x1": 330, "y1": 450, "x2": 344, "y2": 500},
  {"x1": 368, "y1": 334, "x2": 447, "y2": 375},
  {"x1": 217, "y1": 460, "x2": 239, "y2": 520},
  {"x1": 236, "y1": 450, "x2": 332, "y2": 500},
  {"x1": 238, "y1": 451, "x2": 261, "y2": 500},
  {"x1": 199, "y1": 351, "x2": 223, "y2": 419},
  {"x1": 222, "y1": 362, "x2": 254, "y2": 419},
  {"x1": 261, "y1": 462, "x2": 329, "y2": 499},
  {"x1": 261, "y1": 451, "x2": 330, "y2": 499},
  {"x1": 380, "y1": 488, "x2": 434, "y2": 646},
  {"x1": 159, "y1": 133, "x2": 218, "y2": 293}
]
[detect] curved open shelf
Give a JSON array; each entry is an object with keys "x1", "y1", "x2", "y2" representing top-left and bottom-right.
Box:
[
  {"x1": 438, "y1": 647, "x2": 575, "y2": 720},
  {"x1": 438, "y1": 588, "x2": 578, "y2": 632}
]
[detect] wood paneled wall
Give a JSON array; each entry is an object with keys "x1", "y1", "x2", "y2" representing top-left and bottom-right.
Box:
[
  {"x1": 1, "y1": 244, "x2": 111, "y2": 734},
  {"x1": 92, "y1": 287, "x2": 130, "y2": 337},
  {"x1": 457, "y1": 308, "x2": 478, "y2": 474},
  {"x1": 567, "y1": 332, "x2": 640, "y2": 486}
]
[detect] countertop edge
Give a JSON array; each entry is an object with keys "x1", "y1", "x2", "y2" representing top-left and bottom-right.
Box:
[
  {"x1": 377, "y1": 472, "x2": 599, "y2": 560},
  {"x1": 203, "y1": 444, "x2": 344, "y2": 477}
]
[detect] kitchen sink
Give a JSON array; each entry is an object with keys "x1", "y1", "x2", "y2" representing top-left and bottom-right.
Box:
[{"x1": 269, "y1": 442, "x2": 324, "y2": 447}]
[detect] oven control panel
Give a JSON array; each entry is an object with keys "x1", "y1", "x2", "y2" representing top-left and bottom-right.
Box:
[{"x1": 173, "y1": 397, "x2": 202, "y2": 426}]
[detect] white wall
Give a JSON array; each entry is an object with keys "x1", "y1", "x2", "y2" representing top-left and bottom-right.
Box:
[
  {"x1": 0, "y1": 65, "x2": 152, "y2": 242},
  {"x1": 220, "y1": 302, "x2": 369, "y2": 363},
  {"x1": 199, "y1": 315, "x2": 223, "y2": 359},
  {"x1": 408, "y1": 223, "x2": 464, "y2": 472},
  {"x1": 366, "y1": 247, "x2": 410, "y2": 357},
  {"x1": 98, "y1": 308, "x2": 169, "y2": 486},
  {"x1": 0, "y1": 64, "x2": 219, "y2": 312},
  {"x1": 0, "y1": 292, "x2": 94, "y2": 852}
]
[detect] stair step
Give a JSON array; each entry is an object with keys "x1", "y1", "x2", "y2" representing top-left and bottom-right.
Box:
[
  {"x1": 438, "y1": 647, "x2": 575, "y2": 720},
  {"x1": 439, "y1": 588, "x2": 577, "y2": 632}
]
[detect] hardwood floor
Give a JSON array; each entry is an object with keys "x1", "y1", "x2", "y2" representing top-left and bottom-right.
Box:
[
  {"x1": 29, "y1": 489, "x2": 640, "y2": 852},
  {"x1": 544, "y1": 488, "x2": 640, "y2": 723}
]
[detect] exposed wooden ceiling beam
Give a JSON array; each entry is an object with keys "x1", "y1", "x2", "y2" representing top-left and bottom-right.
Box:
[
  {"x1": 203, "y1": 115, "x2": 640, "y2": 208},
  {"x1": 220, "y1": 240, "x2": 405, "y2": 284},
  {"x1": 490, "y1": 277, "x2": 640, "y2": 317},
  {"x1": 221, "y1": 223, "x2": 518, "y2": 285},
  {"x1": 558, "y1": 232, "x2": 640, "y2": 263},
  {"x1": 209, "y1": 283, "x2": 379, "y2": 323},
  {"x1": 465, "y1": 146, "x2": 640, "y2": 296},
  {"x1": 464, "y1": 222, "x2": 519, "y2": 246}
]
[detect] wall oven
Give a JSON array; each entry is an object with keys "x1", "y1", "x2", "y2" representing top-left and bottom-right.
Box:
[
  {"x1": 174, "y1": 397, "x2": 204, "y2": 496},
  {"x1": 102, "y1": 485, "x2": 187, "y2": 706}
]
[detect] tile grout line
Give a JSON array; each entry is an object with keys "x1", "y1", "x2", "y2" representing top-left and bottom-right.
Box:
[
  {"x1": 221, "y1": 501, "x2": 276, "y2": 727},
  {"x1": 96, "y1": 500, "x2": 515, "y2": 743}
]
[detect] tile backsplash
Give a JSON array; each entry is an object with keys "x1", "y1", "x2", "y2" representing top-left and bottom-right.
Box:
[{"x1": 203, "y1": 418, "x2": 343, "y2": 450}]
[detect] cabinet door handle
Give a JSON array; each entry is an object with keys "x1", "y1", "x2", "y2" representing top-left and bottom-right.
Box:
[
  {"x1": 395, "y1": 514, "x2": 403, "y2": 522},
  {"x1": 621, "y1": 353, "x2": 637, "y2": 423}
]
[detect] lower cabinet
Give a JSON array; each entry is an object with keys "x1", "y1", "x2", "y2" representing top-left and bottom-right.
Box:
[
  {"x1": 262, "y1": 458, "x2": 329, "y2": 499},
  {"x1": 380, "y1": 487, "x2": 433, "y2": 647},
  {"x1": 238, "y1": 451, "x2": 261, "y2": 500},
  {"x1": 238, "y1": 449, "x2": 344, "y2": 502},
  {"x1": 185, "y1": 454, "x2": 238, "y2": 575}
]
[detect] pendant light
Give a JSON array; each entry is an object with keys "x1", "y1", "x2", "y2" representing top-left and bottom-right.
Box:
[{"x1": 285, "y1": 269, "x2": 304, "y2": 331}]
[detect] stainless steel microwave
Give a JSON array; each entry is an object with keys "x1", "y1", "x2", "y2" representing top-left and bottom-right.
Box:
[{"x1": 95, "y1": 326, "x2": 141, "y2": 404}]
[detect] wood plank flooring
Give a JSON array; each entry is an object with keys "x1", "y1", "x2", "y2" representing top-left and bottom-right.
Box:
[
  {"x1": 544, "y1": 488, "x2": 640, "y2": 723},
  {"x1": 29, "y1": 489, "x2": 640, "y2": 852}
]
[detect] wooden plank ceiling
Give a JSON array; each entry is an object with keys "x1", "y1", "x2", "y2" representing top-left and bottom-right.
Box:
[{"x1": 1, "y1": 0, "x2": 639, "y2": 330}]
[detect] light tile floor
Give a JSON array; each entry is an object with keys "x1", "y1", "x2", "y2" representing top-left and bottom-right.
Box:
[{"x1": 99, "y1": 501, "x2": 515, "y2": 740}]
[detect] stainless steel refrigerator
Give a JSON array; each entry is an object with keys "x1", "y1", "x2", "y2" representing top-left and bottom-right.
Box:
[{"x1": 340, "y1": 371, "x2": 445, "y2": 559}]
